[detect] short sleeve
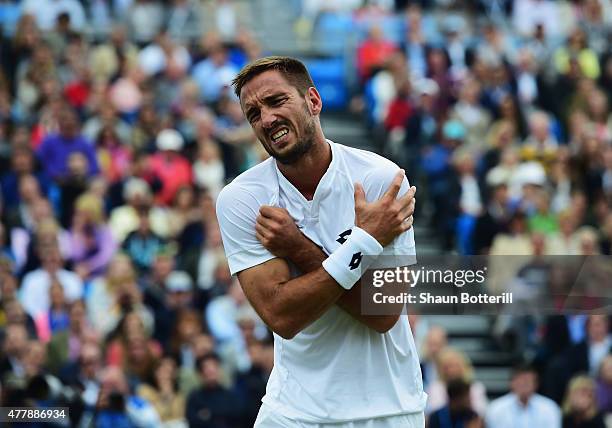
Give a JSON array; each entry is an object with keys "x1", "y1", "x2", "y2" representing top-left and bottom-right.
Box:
[
  {"x1": 216, "y1": 183, "x2": 276, "y2": 275},
  {"x1": 363, "y1": 164, "x2": 417, "y2": 269}
]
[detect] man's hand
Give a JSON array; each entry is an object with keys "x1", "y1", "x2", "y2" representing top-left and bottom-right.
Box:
[
  {"x1": 256, "y1": 206, "x2": 305, "y2": 258},
  {"x1": 354, "y1": 170, "x2": 416, "y2": 247}
]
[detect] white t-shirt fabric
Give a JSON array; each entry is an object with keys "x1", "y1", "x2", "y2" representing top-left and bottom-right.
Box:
[{"x1": 216, "y1": 140, "x2": 426, "y2": 423}]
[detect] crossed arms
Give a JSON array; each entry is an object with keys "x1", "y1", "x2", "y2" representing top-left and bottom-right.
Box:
[{"x1": 235, "y1": 171, "x2": 416, "y2": 339}]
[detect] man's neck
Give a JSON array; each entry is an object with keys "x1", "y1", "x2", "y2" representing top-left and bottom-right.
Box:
[{"x1": 276, "y1": 136, "x2": 331, "y2": 201}]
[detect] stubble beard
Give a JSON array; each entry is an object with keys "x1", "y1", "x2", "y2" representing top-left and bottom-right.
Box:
[{"x1": 266, "y1": 104, "x2": 316, "y2": 166}]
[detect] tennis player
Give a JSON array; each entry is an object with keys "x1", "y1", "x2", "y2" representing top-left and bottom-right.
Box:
[{"x1": 216, "y1": 56, "x2": 426, "y2": 427}]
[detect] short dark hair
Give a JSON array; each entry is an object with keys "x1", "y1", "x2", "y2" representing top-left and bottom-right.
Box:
[
  {"x1": 511, "y1": 363, "x2": 537, "y2": 379},
  {"x1": 232, "y1": 56, "x2": 315, "y2": 98}
]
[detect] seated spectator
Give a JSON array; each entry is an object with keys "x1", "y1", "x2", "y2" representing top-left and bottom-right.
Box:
[
  {"x1": 166, "y1": 185, "x2": 200, "y2": 239},
  {"x1": 122, "y1": 208, "x2": 167, "y2": 274},
  {"x1": 0, "y1": 322, "x2": 29, "y2": 383},
  {"x1": 36, "y1": 106, "x2": 99, "y2": 182},
  {"x1": 428, "y1": 379, "x2": 483, "y2": 428},
  {"x1": 137, "y1": 357, "x2": 187, "y2": 427},
  {"x1": 84, "y1": 365, "x2": 161, "y2": 427},
  {"x1": 58, "y1": 342, "x2": 103, "y2": 408},
  {"x1": 95, "y1": 124, "x2": 132, "y2": 184},
  {"x1": 450, "y1": 77, "x2": 492, "y2": 154},
  {"x1": 19, "y1": 243, "x2": 83, "y2": 319},
  {"x1": 109, "y1": 177, "x2": 170, "y2": 242},
  {"x1": 169, "y1": 309, "x2": 205, "y2": 368},
  {"x1": 87, "y1": 254, "x2": 143, "y2": 336},
  {"x1": 420, "y1": 325, "x2": 448, "y2": 389},
  {"x1": 191, "y1": 43, "x2": 238, "y2": 104},
  {"x1": 149, "y1": 129, "x2": 193, "y2": 206},
  {"x1": 596, "y1": 355, "x2": 612, "y2": 414},
  {"x1": 193, "y1": 142, "x2": 226, "y2": 198},
  {"x1": 521, "y1": 111, "x2": 559, "y2": 171},
  {"x1": 554, "y1": 27, "x2": 600, "y2": 80},
  {"x1": 235, "y1": 339, "x2": 274, "y2": 428},
  {"x1": 528, "y1": 190, "x2": 559, "y2": 236},
  {"x1": 105, "y1": 311, "x2": 160, "y2": 370},
  {"x1": 426, "y1": 347, "x2": 488, "y2": 416},
  {"x1": 544, "y1": 315, "x2": 612, "y2": 403},
  {"x1": 562, "y1": 375, "x2": 606, "y2": 428},
  {"x1": 356, "y1": 25, "x2": 397, "y2": 82},
  {"x1": 186, "y1": 353, "x2": 244, "y2": 428},
  {"x1": 67, "y1": 193, "x2": 116, "y2": 280},
  {"x1": 486, "y1": 365, "x2": 561, "y2": 428},
  {"x1": 0, "y1": 144, "x2": 50, "y2": 208},
  {"x1": 34, "y1": 280, "x2": 70, "y2": 342},
  {"x1": 46, "y1": 299, "x2": 97, "y2": 374}
]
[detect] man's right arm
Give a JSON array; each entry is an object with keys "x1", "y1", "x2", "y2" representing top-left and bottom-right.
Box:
[{"x1": 217, "y1": 171, "x2": 412, "y2": 339}]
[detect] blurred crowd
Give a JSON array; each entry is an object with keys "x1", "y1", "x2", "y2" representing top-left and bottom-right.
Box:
[
  {"x1": 416, "y1": 315, "x2": 612, "y2": 428},
  {"x1": 0, "y1": 1, "x2": 273, "y2": 427},
  {"x1": 344, "y1": 0, "x2": 612, "y2": 257},
  {"x1": 0, "y1": 0, "x2": 610, "y2": 427}
]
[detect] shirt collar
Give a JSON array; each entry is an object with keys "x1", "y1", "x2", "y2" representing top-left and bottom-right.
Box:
[{"x1": 274, "y1": 139, "x2": 338, "y2": 206}]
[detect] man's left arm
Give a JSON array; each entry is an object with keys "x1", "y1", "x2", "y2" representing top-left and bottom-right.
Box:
[{"x1": 255, "y1": 188, "x2": 415, "y2": 333}]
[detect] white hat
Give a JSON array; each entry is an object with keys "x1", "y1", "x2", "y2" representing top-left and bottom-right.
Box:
[
  {"x1": 165, "y1": 271, "x2": 193, "y2": 292},
  {"x1": 516, "y1": 161, "x2": 547, "y2": 186},
  {"x1": 156, "y1": 129, "x2": 184, "y2": 151}
]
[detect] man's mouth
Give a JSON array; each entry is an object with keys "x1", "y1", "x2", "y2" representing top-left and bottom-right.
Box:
[{"x1": 270, "y1": 127, "x2": 289, "y2": 144}]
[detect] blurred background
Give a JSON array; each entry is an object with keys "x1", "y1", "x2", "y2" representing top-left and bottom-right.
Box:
[{"x1": 0, "y1": 0, "x2": 611, "y2": 427}]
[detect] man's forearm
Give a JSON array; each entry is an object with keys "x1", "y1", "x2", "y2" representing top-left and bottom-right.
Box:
[{"x1": 287, "y1": 234, "x2": 400, "y2": 332}]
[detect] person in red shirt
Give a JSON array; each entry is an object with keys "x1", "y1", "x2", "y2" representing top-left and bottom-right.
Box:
[
  {"x1": 148, "y1": 129, "x2": 193, "y2": 206},
  {"x1": 356, "y1": 26, "x2": 398, "y2": 82}
]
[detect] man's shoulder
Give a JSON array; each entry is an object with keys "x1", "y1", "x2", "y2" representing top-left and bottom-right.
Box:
[
  {"x1": 336, "y1": 143, "x2": 403, "y2": 184},
  {"x1": 488, "y1": 393, "x2": 516, "y2": 413},
  {"x1": 216, "y1": 158, "x2": 277, "y2": 212}
]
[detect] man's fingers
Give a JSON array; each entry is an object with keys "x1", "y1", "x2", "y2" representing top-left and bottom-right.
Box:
[
  {"x1": 397, "y1": 185, "x2": 417, "y2": 205},
  {"x1": 354, "y1": 182, "x2": 366, "y2": 207},
  {"x1": 260, "y1": 205, "x2": 283, "y2": 219},
  {"x1": 398, "y1": 199, "x2": 416, "y2": 220},
  {"x1": 383, "y1": 170, "x2": 405, "y2": 202},
  {"x1": 255, "y1": 222, "x2": 272, "y2": 239}
]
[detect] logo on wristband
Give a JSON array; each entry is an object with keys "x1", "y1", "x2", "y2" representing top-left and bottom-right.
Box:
[{"x1": 349, "y1": 252, "x2": 363, "y2": 270}]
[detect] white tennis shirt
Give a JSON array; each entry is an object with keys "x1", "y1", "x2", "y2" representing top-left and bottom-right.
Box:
[{"x1": 216, "y1": 140, "x2": 427, "y2": 422}]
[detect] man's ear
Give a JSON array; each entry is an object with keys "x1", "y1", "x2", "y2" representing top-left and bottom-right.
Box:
[{"x1": 306, "y1": 87, "x2": 323, "y2": 116}]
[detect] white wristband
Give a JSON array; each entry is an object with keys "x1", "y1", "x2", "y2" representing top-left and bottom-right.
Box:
[{"x1": 322, "y1": 226, "x2": 384, "y2": 290}]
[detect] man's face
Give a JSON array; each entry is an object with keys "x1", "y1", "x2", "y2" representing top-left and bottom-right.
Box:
[
  {"x1": 240, "y1": 70, "x2": 319, "y2": 165},
  {"x1": 511, "y1": 372, "x2": 537, "y2": 401}
]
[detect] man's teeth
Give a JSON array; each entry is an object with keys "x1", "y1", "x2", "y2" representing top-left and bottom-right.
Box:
[{"x1": 272, "y1": 129, "x2": 288, "y2": 141}]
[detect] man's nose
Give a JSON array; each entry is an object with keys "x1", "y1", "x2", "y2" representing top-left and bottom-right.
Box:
[{"x1": 261, "y1": 107, "x2": 277, "y2": 129}]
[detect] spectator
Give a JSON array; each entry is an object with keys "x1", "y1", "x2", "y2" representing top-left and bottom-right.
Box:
[
  {"x1": 186, "y1": 353, "x2": 243, "y2": 428},
  {"x1": 87, "y1": 254, "x2": 142, "y2": 336},
  {"x1": 426, "y1": 347, "x2": 488, "y2": 417},
  {"x1": 562, "y1": 375, "x2": 606, "y2": 428},
  {"x1": 191, "y1": 44, "x2": 238, "y2": 104},
  {"x1": 595, "y1": 355, "x2": 612, "y2": 414},
  {"x1": 357, "y1": 25, "x2": 397, "y2": 82},
  {"x1": 33, "y1": 279, "x2": 70, "y2": 342},
  {"x1": 46, "y1": 299, "x2": 96, "y2": 374},
  {"x1": 428, "y1": 379, "x2": 483, "y2": 428},
  {"x1": 22, "y1": 0, "x2": 87, "y2": 32},
  {"x1": 87, "y1": 365, "x2": 160, "y2": 428},
  {"x1": 0, "y1": 322, "x2": 29, "y2": 382},
  {"x1": 109, "y1": 177, "x2": 170, "y2": 242},
  {"x1": 67, "y1": 193, "x2": 116, "y2": 280},
  {"x1": 137, "y1": 357, "x2": 187, "y2": 427},
  {"x1": 149, "y1": 129, "x2": 193, "y2": 206},
  {"x1": 58, "y1": 342, "x2": 103, "y2": 408},
  {"x1": 126, "y1": 0, "x2": 165, "y2": 47},
  {"x1": 545, "y1": 315, "x2": 612, "y2": 404},
  {"x1": 486, "y1": 365, "x2": 561, "y2": 428},
  {"x1": 420, "y1": 325, "x2": 448, "y2": 388},
  {"x1": 19, "y1": 243, "x2": 83, "y2": 318},
  {"x1": 36, "y1": 106, "x2": 100, "y2": 182}
]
